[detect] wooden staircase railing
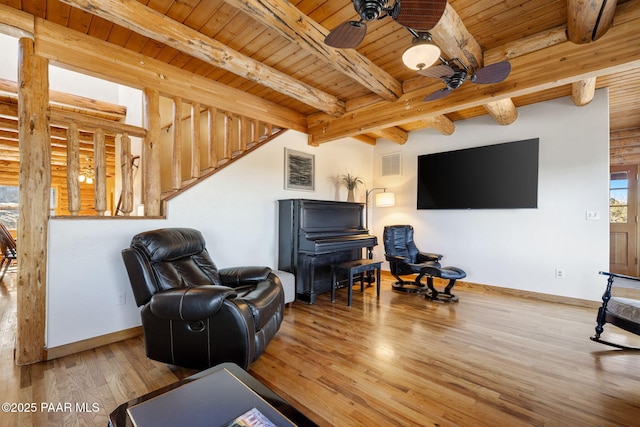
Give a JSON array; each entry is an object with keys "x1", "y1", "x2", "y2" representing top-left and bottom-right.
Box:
[
  {"x1": 0, "y1": 78, "x2": 286, "y2": 218},
  {"x1": 159, "y1": 95, "x2": 285, "y2": 202}
]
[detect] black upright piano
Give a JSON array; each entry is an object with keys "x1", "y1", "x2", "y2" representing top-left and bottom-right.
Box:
[{"x1": 278, "y1": 199, "x2": 378, "y2": 304}]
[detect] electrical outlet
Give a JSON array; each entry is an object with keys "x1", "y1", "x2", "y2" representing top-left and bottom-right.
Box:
[
  {"x1": 555, "y1": 269, "x2": 565, "y2": 279},
  {"x1": 117, "y1": 293, "x2": 126, "y2": 305}
]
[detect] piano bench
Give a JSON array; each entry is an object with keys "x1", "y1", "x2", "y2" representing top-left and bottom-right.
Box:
[
  {"x1": 272, "y1": 269, "x2": 296, "y2": 305},
  {"x1": 331, "y1": 259, "x2": 381, "y2": 306}
]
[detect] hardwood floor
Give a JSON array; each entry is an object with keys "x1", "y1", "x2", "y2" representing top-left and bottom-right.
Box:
[{"x1": 1, "y1": 271, "x2": 639, "y2": 426}]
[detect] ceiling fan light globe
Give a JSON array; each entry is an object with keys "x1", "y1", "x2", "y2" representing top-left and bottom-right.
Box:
[{"x1": 402, "y1": 43, "x2": 440, "y2": 70}]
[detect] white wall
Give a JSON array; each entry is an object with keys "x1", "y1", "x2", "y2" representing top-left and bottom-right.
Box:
[
  {"x1": 371, "y1": 91, "x2": 610, "y2": 301},
  {"x1": 47, "y1": 131, "x2": 373, "y2": 347},
  {"x1": 0, "y1": 33, "x2": 17, "y2": 81}
]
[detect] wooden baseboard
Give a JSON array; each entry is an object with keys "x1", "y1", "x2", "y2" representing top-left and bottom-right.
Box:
[
  {"x1": 381, "y1": 270, "x2": 600, "y2": 309},
  {"x1": 45, "y1": 326, "x2": 142, "y2": 360}
]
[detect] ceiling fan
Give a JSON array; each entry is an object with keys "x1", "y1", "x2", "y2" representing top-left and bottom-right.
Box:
[
  {"x1": 419, "y1": 58, "x2": 512, "y2": 101},
  {"x1": 324, "y1": 0, "x2": 447, "y2": 49}
]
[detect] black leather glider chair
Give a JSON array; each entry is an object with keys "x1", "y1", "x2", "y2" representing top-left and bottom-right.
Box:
[
  {"x1": 121, "y1": 227, "x2": 285, "y2": 370},
  {"x1": 383, "y1": 225, "x2": 466, "y2": 302}
]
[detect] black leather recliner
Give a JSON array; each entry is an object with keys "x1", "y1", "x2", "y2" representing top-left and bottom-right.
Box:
[
  {"x1": 121, "y1": 227, "x2": 284, "y2": 370},
  {"x1": 383, "y1": 225, "x2": 466, "y2": 302}
]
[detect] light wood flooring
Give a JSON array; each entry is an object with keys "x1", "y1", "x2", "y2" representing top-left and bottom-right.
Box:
[{"x1": 1, "y1": 270, "x2": 639, "y2": 426}]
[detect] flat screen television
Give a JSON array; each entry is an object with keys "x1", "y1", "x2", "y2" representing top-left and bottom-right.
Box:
[{"x1": 417, "y1": 138, "x2": 539, "y2": 209}]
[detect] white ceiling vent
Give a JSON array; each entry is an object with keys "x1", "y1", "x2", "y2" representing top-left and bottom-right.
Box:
[{"x1": 381, "y1": 153, "x2": 401, "y2": 177}]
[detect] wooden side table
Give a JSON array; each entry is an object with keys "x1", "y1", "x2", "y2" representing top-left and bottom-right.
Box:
[{"x1": 331, "y1": 259, "x2": 381, "y2": 306}]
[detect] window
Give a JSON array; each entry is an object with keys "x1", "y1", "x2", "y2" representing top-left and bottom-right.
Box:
[
  {"x1": 610, "y1": 171, "x2": 629, "y2": 223},
  {"x1": 0, "y1": 186, "x2": 58, "y2": 229},
  {"x1": 0, "y1": 186, "x2": 18, "y2": 230}
]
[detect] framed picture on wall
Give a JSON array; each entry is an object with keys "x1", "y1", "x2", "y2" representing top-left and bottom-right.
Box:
[{"x1": 284, "y1": 148, "x2": 315, "y2": 191}]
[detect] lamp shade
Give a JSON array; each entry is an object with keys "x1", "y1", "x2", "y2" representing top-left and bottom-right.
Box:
[
  {"x1": 375, "y1": 192, "x2": 395, "y2": 207},
  {"x1": 402, "y1": 32, "x2": 440, "y2": 70}
]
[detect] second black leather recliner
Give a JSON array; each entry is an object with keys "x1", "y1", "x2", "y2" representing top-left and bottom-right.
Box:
[
  {"x1": 383, "y1": 224, "x2": 466, "y2": 302},
  {"x1": 122, "y1": 227, "x2": 284, "y2": 370}
]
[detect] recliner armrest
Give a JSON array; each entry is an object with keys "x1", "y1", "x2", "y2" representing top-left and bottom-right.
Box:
[
  {"x1": 149, "y1": 285, "x2": 237, "y2": 321},
  {"x1": 417, "y1": 251, "x2": 443, "y2": 262},
  {"x1": 219, "y1": 266, "x2": 272, "y2": 287},
  {"x1": 385, "y1": 254, "x2": 407, "y2": 263}
]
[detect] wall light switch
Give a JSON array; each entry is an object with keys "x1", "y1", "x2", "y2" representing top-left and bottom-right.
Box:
[{"x1": 586, "y1": 211, "x2": 600, "y2": 220}]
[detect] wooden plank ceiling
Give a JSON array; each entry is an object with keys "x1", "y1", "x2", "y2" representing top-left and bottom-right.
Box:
[{"x1": 1, "y1": 0, "x2": 640, "y2": 146}]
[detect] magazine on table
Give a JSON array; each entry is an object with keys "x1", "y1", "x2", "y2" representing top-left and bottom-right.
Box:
[{"x1": 223, "y1": 407, "x2": 278, "y2": 427}]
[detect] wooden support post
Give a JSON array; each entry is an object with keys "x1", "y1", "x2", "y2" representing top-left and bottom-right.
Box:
[
  {"x1": 250, "y1": 119, "x2": 259, "y2": 145},
  {"x1": 16, "y1": 37, "x2": 50, "y2": 365},
  {"x1": 172, "y1": 96, "x2": 182, "y2": 190},
  {"x1": 239, "y1": 115, "x2": 247, "y2": 152},
  {"x1": 207, "y1": 107, "x2": 218, "y2": 169},
  {"x1": 190, "y1": 102, "x2": 201, "y2": 179},
  {"x1": 66, "y1": 123, "x2": 80, "y2": 216},
  {"x1": 230, "y1": 114, "x2": 241, "y2": 158},
  {"x1": 219, "y1": 113, "x2": 231, "y2": 166},
  {"x1": 143, "y1": 87, "x2": 161, "y2": 216},
  {"x1": 120, "y1": 133, "x2": 133, "y2": 216},
  {"x1": 94, "y1": 128, "x2": 106, "y2": 215}
]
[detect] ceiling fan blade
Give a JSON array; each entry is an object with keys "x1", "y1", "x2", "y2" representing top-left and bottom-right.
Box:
[
  {"x1": 418, "y1": 64, "x2": 454, "y2": 79},
  {"x1": 324, "y1": 21, "x2": 367, "y2": 49},
  {"x1": 472, "y1": 61, "x2": 512, "y2": 84},
  {"x1": 394, "y1": 0, "x2": 447, "y2": 31},
  {"x1": 423, "y1": 88, "x2": 453, "y2": 102}
]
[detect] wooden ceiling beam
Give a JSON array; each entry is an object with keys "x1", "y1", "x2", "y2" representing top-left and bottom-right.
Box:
[
  {"x1": 224, "y1": 0, "x2": 402, "y2": 102},
  {"x1": 431, "y1": 4, "x2": 483, "y2": 71},
  {"x1": 567, "y1": 0, "x2": 617, "y2": 44},
  {"x1": 34, "y1": 19, "x2": 308, "y2": 133},
  {"x1": 350, "y1": 134, "x2": 377, "y2": 145},
  {"x1": 58, "y1": 0, "x2": 346, "y2": 117},
  {"x1": 307, "y1": 5, "x2": 640, "y2": 144},
  {"x1": 430, "y1": 4, "x2": 517, "y2": 127},
  {"x1": 0, "y1": 3, "x2": 34, "y2": 38},
  {"x1": 415, "y1": 115, "x2": 456, "y2": 135},
  {"x1": 484, "y1": 26, "x2": 568, "y2": 64},
  {"x1": 370, "y1": 127, "x2": 408, "y2": 145},
  {"x1": 572, "y1": 77, "x2": 597, "y2": 106},
  {"x1": 483, "y1": 99, "x2": 519, "y2": 125}
]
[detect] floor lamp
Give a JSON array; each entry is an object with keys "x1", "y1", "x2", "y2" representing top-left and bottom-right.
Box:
[
  {"x1": 365, "y1": 188, "x2": 395, "y2": 228},
  {"x1": 365, "y1": 188, "x2": 395, "y2": 258}
]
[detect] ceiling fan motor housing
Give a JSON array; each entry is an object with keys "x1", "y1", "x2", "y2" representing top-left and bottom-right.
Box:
[
  {"x1": 445, "y1": 70, "x2": 468, "y2": 90},
  {"x1": 353, "y1": 0, "x2": 387, "y2": 21}
]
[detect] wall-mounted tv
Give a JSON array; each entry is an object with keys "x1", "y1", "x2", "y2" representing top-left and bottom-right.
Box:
[{"x1": 417, "y1": 138, "x2": 539, "y2": 209}]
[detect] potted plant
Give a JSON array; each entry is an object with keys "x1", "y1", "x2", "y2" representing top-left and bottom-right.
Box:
[{"x1": 341, "y1": 173, "x2": 363, "y2": 202}]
